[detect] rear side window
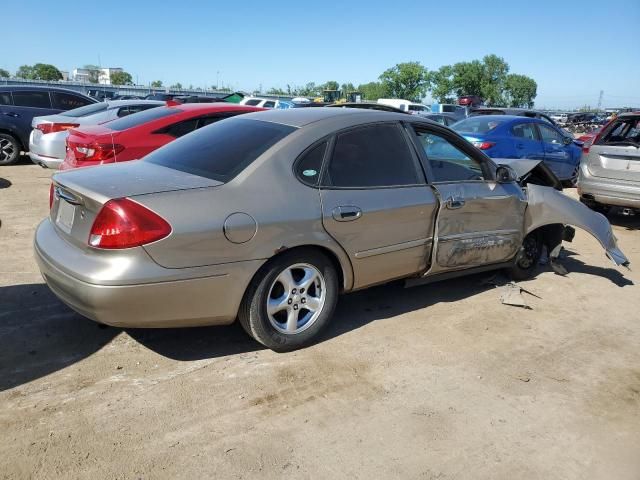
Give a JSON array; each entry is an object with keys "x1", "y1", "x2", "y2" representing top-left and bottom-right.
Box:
[
  {"x1": 244, "y1": 99, "x2": 262, "y2": 106},
  {"x1": 12, "y1": 91, "x2": 51, "y2": 108},
  {"x1": 324, "y1": 124, "x2": 421, "y2": 188},
  {"x1": 117, "y1": 104, "x2": 159, "y2": 117},
  {"x1": 161, "y1": 119, "x2": 199, "y2": 138},
  {"x1": 0, "y1": 92, "x2": 12, "y2": 105},
  {"x1": 599, "y1": 117, "x2": 640, "y2": 146},
  {"x1": 295, "y1": 141, "x2": 327, "y2": 186},
  {"x1": 107, "y1": 107, "x2": 180, "y2": 131},
  {"x1": 512, "y1": 123, "x2": 539, "y2": 140},
  {"x1": 62, "y1": 102, "x2": 108, "y2": 117},
  {"x1": 538, "y1": 124, "x2": 563, "y2": 144},
  {"x1": 51, "y1": 92, "x2": 93, "y2": 110},
  {"x1": 145, "y1": 118, "x2": 295, "y2": 182},
  {"x1": 263, "y1": 101, "x2": 276, "y2": 108}
]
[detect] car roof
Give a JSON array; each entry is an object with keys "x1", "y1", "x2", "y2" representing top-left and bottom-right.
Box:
[
  {"x1": 459, "y1": 114, "x2": 541, "y2": 123},
  {"x1": 0, "y1": 85, "x2": 91, "y2": 95},
  {"x1": 172, "y1": 103, "x2": 261, "y2": 113},
  {"x1": 104, "y1": 100, "x2": 165, "y2": 107},
  {"x1": 618, "y1": 112, "x2": 640, "y2": 118}
]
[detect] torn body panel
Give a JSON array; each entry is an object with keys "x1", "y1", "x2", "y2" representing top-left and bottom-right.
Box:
[{"x1": 524, "y1": 183, "x2": 629, "y2": 267}]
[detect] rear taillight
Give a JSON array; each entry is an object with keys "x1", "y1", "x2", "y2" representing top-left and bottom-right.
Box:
[
  {"x1": 49, "y1": 183, "x2": 54, "y2": 209},
  {"x1": 472, "y1": 141, "x2": 495, "y2": 150},
  {"x1": 89, "y1": 198, "x2": 171, "y2": 249},
  {"x1": 37, "y1": 123, "x2": 79, "y2": 135},
  {"x1": 69, "y1": 141, "x2": 124, "y2": 162}
]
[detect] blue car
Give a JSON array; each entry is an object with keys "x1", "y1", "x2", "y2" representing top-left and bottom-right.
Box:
[{"x1": 452, "y1": 115, "x2": 582, "y2": 183}]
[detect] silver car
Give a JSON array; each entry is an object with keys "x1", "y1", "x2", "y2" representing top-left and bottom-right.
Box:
[
  {"x1": 29, "y1": 100, "x2": 164, "y2": 169},
  {"x1": 35, "y1": 109, "x2": 629, "y2": 351},
  {"x1": 578, "y1": 112, "x2": 640, "y2": 213}
]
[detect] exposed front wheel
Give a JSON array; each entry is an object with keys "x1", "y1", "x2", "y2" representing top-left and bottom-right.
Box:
[
  {"x1": 238, "y1": 249, "x2": 339, "y2": 351},
  {"x1": 508, "y1": 232, "x2": 542, "y2": 281}
]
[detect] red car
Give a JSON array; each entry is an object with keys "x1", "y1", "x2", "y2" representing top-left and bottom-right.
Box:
[{"x1": 61, "y1": 103, "x2": 263, "y2": 170}]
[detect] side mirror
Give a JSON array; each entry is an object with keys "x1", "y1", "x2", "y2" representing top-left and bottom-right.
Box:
[
  {"x1": 563, "y1": 135, "x2": 573, "y2": 146},
  {"x1": 496, "y1": 165, "x2": 517, "y2": 183}
]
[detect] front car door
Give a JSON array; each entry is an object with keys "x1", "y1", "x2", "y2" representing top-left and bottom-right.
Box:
[
  {"x1": 8, "y1": 90, "x2": 58, "y2": 147},
  {"x1": 537, "y1": 123, "x2": 572, "y2": 180},
  {"x1": 408, "y1": 123, "x2": 527, "y2": 275},
  {"x1": 319, "y1": 122, "x2": 438, "y2": 289}
]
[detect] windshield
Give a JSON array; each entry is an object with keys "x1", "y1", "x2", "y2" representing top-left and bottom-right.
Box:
[
  {"x1": 145, "y1": 118, "x2": 296, "y2": 182},
  {"x1": 61, "y1": 102, "x2": 108, "y2": 118},
  {"x1": 453, "y1": 117, "x2": 507, "y2": 134},
  {"x1": 106, "y1": 107, "x2": 180, "y2": 131}
]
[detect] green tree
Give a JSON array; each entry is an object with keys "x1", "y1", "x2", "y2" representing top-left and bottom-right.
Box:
[
  {"x1": 430, "y1": 65, "x2": 455, "y2": 103},
  {"x1": 451, "y1": 60, "x2": 484, "y2": 98},
  {"x1": 480, "y1": 54, "x2": 509, "y2": 105},
  {"x1": 84, "y1": 65, "x2": 101, "y2": 83},
  {"x1": 340, "y1": 82, "x2": 356, "y2": 93},
  {"x1": 110, "y1": 71, "x2": 133, "y2": 86},
  {"x1": 357, "y1": 81, "x2": 388, "y2": 101},
  {"x1": 320, "y1": 80, "x2": 339, "y2": 91},
  {"x1": 151, "y1": 80, "x2": 163, "y2": 88},
  {"x1": 379, "y1": 62, "x2": 431, "y2": 102},
  {"x1": 0, "y1": 68, "x2": 10, "y2": 78},
  {"x1": 267, "y1": 87, "x2": 287, "y2": 95},
  {"x1": 170, "y1": 82, "x2": 183, "y2": 89},
  {"x1": 503, "y1": 74, "x2": 537, "y2": 108},
  {"x1": 297, "y1": 82, "x2": 320, "y2": 97},
  {"x1": 32, "y1": 63, "x2": 63, "y2": 81},
  {"x1": 16, "y1": 65, "x2": 36, "y2": 79}
]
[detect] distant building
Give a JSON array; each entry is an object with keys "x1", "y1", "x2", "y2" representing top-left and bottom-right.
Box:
[
  {"x1": 72, "y1": 67, "x2": 123, "y2": 85},
  {"x1": 60, "y1": 71, "x2": 69, "y2": 81}
]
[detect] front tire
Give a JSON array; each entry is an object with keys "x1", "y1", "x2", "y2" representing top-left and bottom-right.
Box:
[
  {"x1": 508, "y1": 232, "x2": 542, "y2": 281},
  {"x1": 0, "y1": 134, "x2": 20, "y2": 166},
  {"x1": 238, "y1": 249, "x2": 339, "y2": 351}
]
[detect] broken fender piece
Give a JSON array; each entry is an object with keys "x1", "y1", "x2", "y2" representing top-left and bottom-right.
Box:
[{"x1": 525, "y1": 184, "x2": 630, "y2": 267}]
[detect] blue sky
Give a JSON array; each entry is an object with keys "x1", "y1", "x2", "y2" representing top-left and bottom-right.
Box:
[{"x1": 5, "y1": 0, "x2": 639, "y2": 108}]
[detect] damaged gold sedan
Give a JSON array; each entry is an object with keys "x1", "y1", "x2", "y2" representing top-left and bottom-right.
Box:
[{"x1": 36, "y1": 109, "x2": 629, "y2": 351}]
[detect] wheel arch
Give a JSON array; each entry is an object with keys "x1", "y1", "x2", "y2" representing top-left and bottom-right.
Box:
[{"x1": 0, "y1": 128, "x2": 25, "y2": 151}]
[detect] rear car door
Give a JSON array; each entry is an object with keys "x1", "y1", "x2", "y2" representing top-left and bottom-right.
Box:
[
  {"x1": 7, "y1": 90, "x2": 58, "y2": 148},
  {"x1": 410, "y1": 124, "x2": 526, "y2": 275},
  {"x1": 319, "y1": 123, "x2": 438, "y2": 289},
  {"x1": 511, "y1": 121, "x2": 545, "y2": 160},
  {"x1": 538, "y1": 123, "x2": 572, "y2": 179},
  {"x1": 586, "y1": 116, "x2": 640, "y2": 182}
]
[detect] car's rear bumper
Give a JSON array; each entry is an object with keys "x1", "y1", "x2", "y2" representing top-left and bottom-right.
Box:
[
  {"x1": 578, "y1": 163, "x2": 640, "y2": 209},
  {"x1": 28, "y1": 130, "x2": 66, "y2": 169},
  {"x1": 34, "y1": 219, "x2": 265, "y2": 328},
  {"x1": 28, "y1": 151, "x2": 63, "y2": 169}
]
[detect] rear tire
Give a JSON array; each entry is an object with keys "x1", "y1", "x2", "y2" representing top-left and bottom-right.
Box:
[
  {"x1": 508, "y1": 232, "x2": 542, "y2": 281},
  {"x1": 0, "y1": 134, "x2": 20, "y2": 166},
  {"x1": 238, "y1": 249, "x2": 339, "y2": 352}
]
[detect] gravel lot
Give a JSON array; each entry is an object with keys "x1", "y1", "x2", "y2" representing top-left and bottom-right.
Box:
[{"x1": 1, "y1": 160, "x2": 639, "y2": 479}]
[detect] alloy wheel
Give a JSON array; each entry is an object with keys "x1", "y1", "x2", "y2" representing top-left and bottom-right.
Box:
[
  {"x1": 0, "y1": 138, "x2": 15, "y2": 162},
  {"x1": 517, "y1": 235, "x2": 539, "y2": 269},
  {"x1": 266, "y1": 263, "x2": 326, "y2": 334}
]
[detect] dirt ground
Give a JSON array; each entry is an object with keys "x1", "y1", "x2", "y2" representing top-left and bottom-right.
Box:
[{"x1": 1, "y1": 159, "x2": 639, "y2": 480}]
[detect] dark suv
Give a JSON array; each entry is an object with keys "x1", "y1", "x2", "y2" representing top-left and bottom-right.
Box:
[{"x1": 0, "y1": 86, "x2": 96, "y2": 165}]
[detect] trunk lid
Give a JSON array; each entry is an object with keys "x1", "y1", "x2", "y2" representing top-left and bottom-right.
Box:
[
  {"x1": 51, "y1": 161, "x2": 222, "y2": 248},
  {"x1": 587, "y1": 144, "x2": 640, "y2": 182}
]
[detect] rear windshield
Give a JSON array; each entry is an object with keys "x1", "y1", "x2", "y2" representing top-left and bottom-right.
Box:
[
  {"x1": 599, "y1": 117, "x2": 640, "y2": 146},
  {"x1": 62, "y1": 102, "x2": 109, "y2": 118},
  {"x1": 453, "y1": 117, "x2": 507, "y2": 134},
  {"x1": 145, "y1": 118, "x2": 296, "y2": 182},
  {"x1": 106, "y1": 107, "x2": 179, "y2": 131},
  {"x1": 408, "y1": 105, "x2": 426, "y2": 111}
]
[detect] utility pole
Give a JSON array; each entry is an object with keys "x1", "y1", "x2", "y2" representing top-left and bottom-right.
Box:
[{"x1": 597, "y1": 90, "x2": 604, "y2": 111}]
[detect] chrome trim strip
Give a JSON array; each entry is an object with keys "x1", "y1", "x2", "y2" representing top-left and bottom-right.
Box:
[
  {"x1": 437, "y1": 229, "x2": 520, "y2": 242},
  {"x1": 355, "y1": 237, "x2": 432, "y2": 259}
]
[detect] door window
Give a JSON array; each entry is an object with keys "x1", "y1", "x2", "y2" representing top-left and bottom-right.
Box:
[
  {"x1": 325, "y1": 124, "x2": 422, "y2": 188},
  {"x1": 243, "y1": 99, "x2": 262, "y2": 106},
  {"x1": 414, "y1": 129, "x2": 485, "y2": 182},
  {"x1": 262, "y1": 101, "x2": 276, "y2": 108},
  {"x1": 163, "y1": 119, "x2": 199, "y2": 138},
  {"x1": 295, "y1": 141, "x2": 327, "y2": 186},
  {"x1": 512, "y1": 122, "x2": 539, "y2": 141},
  {"x1": 12, "y1": 91, "x2": 52, "y2": 108},
  {"x1": 538, "y1": 124, "x2": 563, "y2": 144},
  {"x1": 51, "y1": 92, "x2": 92, "y2": 110},
  {"x1": 0, "y1": 92, "x2": 12, "y2": 105}
]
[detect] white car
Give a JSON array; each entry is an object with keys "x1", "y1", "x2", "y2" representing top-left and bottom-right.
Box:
[
  {"x1": 377, "y1": 98, "x2": 429, "y2": 114},
  {"x1": 551, "y1": 113, "x2": 569, "y2": 124},
  {"x1": 29, "y1": 100, "x2": 164, "y2": 169},
  {"x1": 239, "y1": 97, "x2": 281, "y2": 109}
]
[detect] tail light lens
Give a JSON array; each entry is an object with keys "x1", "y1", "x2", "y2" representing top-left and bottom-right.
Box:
[
  {"x1": 89, "y1": 198, "x2": 171, "y2": 249},
  {"x1": 37, "y1": 123, "x2": 79, "y2": 135},
  {"x1": 49, "y1": 183, "x2": 54, "y2": 209},
  {"x1": 68, "y1": 141, "x2": 124, "y2": 163},
  {"x1": 472, "y1": 141, "x2": 495, "y2": 150}
]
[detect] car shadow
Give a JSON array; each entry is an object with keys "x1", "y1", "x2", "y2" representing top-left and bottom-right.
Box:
[
  {"x1": 606, "y1": 209, "x2": 640, "y2": 231},
  {"x1": 1, "y1": 251, "x2": 632, "y2": 390},
  {"x1": 0, "y1": 178, "x2": 11, "y2": 189},
  {"x1": 0, "y1": 283, "x2": 120, "y2": 392}
]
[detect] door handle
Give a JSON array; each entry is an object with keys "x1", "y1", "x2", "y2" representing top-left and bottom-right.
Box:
[
  {"x1": 445, "y1": 196, "x2": 465, "y2": 209},
  {"x1": 3, "y1": 112, "x2": 20, "y2": 118},
  {"x1": 332, "y1": 206, "x2": 362, "y2": 222}
]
